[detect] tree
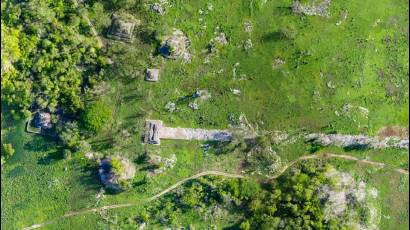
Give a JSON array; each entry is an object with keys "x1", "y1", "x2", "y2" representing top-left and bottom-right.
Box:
[
  {"x1": 81, "y1": 101, "x2": 113, "y2": 132},
  {"x1": 58, "y1": 122, "x2": 81, "y2": 149},
  {"x1": 63, "y1": 149, "x2": 72, "y2": 160},
  {"x1": 2, "y1": 143, "x2": 15, "y2": 158},
  {"x1": 240, "y1": 221, "x2": 251, "y2": 230},
  {"x1": 111, "y1": 157, "x2": 123, "y2": 175}
]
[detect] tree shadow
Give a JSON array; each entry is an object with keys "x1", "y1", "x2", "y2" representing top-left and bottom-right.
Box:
[
  {"x1": 91, "y1": 138, "x2": 114, "y2": 151},
  {"x1": 261, "y1": 32, "x2": 283, "y2": 42},
  {"x1": 77, "y1": 160, "x2": 102, "y2": 193},
  {"x1": 136, "y1": 29, "x2": 160, "y2": 46},
  {"x1": 343, "y1": 144, "x2": 370, "y2": 152},
  {"x1": 24, "y1": 137, "x2": 57, "y2": 152},
  {"x1": 37, "y1": 149, "x2": 64, "y2": 165}
]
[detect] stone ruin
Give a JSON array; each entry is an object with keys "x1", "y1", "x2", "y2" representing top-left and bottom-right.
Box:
[
  {"x1": 145, "y1": 68, "x2": 159, "y2": 82},
  {"x1": 159, "y1": 29, "x2": 192, "y2": 62},
  {"x1": 99, "y1": 158, "x2": 120, "y2": 191},
  {"x1": 98, "y1": 157, "x2": 136, "y2": 192},
  {"x1": 145, "y1": 120, "x2": 162, "y2": 145},
  {"x1": 144, "y1": 120, "x2": 232, "y2": 145},
  {"x1": 292, "y1": 0, "x2": 332, "y2": 17},
  {"x1": 107, "y1": 13, "x2": 139, "y2": 42},
  {"x1": 33, "y1": 111, "x2": 52, "y2": 129}
]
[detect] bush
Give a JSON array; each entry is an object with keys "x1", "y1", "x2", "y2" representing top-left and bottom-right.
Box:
[
  {"x1": 111, "y1": 157, "x2": 123, "y2": 175},
  {"x1": 81, "y1": 101, "x2": 113, "y2": 132},
  {"x1": 2, "y1": 143, "x2": 15, "y2": 158}
]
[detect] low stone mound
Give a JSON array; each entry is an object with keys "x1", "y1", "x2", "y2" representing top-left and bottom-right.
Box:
[
  {"x1": 292, "y1": 0, "x2": 332, "y2": 17},
  {"x1": 107, "y1": 12, "x2": 140, "y2": 42},
  {"x1": 98, "y1": 157, "x2": 136, "y2": 192},
  {"x1": 159, "y1": 29, "x2": 192, "y2": 62}
]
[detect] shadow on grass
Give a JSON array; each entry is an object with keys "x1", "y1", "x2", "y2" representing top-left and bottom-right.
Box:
[
  {"x1": 37, "y1": 149, "x2": 64, "y2": 165},
  {"x1": 343, "y1": 144, "x2": 370, "y2": 152},
  {"x1": 24, "y1": 136, "x2": 57, "y2": 152},
  {"x1": 77, "y1": 160, "x2": 102, "y2": 193},
  {"x1": 91, "y1": 138, "x2": 114, "y2": 151}
]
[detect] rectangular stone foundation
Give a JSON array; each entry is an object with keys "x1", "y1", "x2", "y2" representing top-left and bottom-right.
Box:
[{"x1": 144, "y1": 120, "x2": 232, "y2": 145}]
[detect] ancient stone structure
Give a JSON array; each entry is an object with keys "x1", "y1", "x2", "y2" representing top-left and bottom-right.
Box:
[
  {"x1": 159, "y1": 29, "x2": 192, "y2": 62},
  {"x1": 145, "y1": 120, "x2": 162, "y2": 145},
  {"x1": 144, "y1": 120, "x2": 232, "y2": 145},
  {"x1": 34, "y1": 112, "x2": 52, "y2": 129},
  {"x1": 145, "y1": 68, "x2": 159, "y2": 82},
  {"x1": 107, "y1": 13, "x2": 138, "y2": 42}
]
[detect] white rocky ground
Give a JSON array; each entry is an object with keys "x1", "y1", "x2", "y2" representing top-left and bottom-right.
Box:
[
  {"x1": 318, "y1": 166, "x2": 380, "y2": 230},
  {"x1": 305, "y1": 133, "x2": 409, "y2": 149}
]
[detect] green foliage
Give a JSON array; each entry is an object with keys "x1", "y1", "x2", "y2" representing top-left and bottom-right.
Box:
[
  {"x1": 58, "y1": 122, "x2": 81, "y2": 150},
  {"x1": 63, "y1": 149, "x2": 72, "y2": 160},
  {"x1": 1, "y1": 0, "x2": 106, "y2": 115},
  {"x1": 240, "y1": 163, "x2": 341, "y2": 229},
  {"x1": 111, "y1": 157, "x2": 123, "y2": 175},
  {"x1": 2, "y1": 143, "x2": 15, "y2": 158},
  {"x1": 81, "y1": 101, "x2": 113, "y2": 132}
]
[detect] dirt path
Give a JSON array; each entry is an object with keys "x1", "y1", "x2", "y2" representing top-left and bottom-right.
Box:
[
  {"x1": 22, "y1": 171, "x2": 243, "y2": 230},
  {"x1": 21, "y1": 153, "x2": 408, "y2": 230},
  {"x1": 269, "y1": 153, "x2": 408, "y2": 179}
]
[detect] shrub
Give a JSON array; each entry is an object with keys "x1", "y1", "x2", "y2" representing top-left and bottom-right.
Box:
[
  {"x1": 111, "y1": 157, "x2": 123, "y2": 175},
  {"x1": 2, "y1": 143, "x2": 15, "y2": 158},
  {"x1": 81, "y1": 101, "x2": 113, "y2": 132}
]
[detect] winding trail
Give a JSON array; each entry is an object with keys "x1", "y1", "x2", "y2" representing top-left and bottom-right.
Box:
[
  {"x1": 22, "y1": 153, "x2": 408, "y2": 230},
  {"x1": 22, "y1": 171, "x2": 244, "y2": 230}
]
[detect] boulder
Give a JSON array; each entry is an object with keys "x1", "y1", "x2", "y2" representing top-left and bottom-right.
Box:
[{"x1": 145, "y1": 68, "x2": 159, "y2": 82}]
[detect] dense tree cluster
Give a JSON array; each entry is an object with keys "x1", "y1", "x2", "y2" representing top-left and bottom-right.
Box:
[
  {"x1": 1, "y1": 0, "x2": 107, "y2": 117},
  {"x1": 138, "y1": 163, "x2": 364, "y2": 229}
]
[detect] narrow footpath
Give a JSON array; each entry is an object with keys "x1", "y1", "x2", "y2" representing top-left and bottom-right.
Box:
[{"x1": 22, "y1": 153, "x2": 408, "y2": 230}]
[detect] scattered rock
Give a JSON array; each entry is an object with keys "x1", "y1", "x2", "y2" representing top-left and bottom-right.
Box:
[
  {"x1": 326, "y1": 81, "x2": 336, "y2": 89},
  {"x1": 165, "y1": 101, "x2": 176, "y2": 112},
  {"x1": 244, "y1": 21, "x2": 253, "y2": 33},
  {"x1": 207, "y1": 3, "x2": 214, "y2": 11},
  {"x1": 163, "y1": 154, "x2": 177, "y2": 168},
  {"x1": 272, "y1": 58, "x2": 285, "y2": 69},
  {"x1": 85, "y1": 152, "x2": 95, "y2": 159},
  {"x1": 305, "y1": 133, "x2": 409, "y2": 149},
  {"x1": 292, "y1": 0, "x2": 332, "y2": 17},
  {"x1": 188, "y1": 102, "x2": 199, "y2": 110},
  {"x1": 208, "y1": 33, "x2": 228, "y2": 53},
  {"x1": 231, "y1": 89, "x2": 241, "y2": 96},
  {"x1": 214, "y1": 33, "x2": 228, "y2": 45},
  {"x1": 243, "y1": 39, "x2": 253, "y2": 50},
  {"x1": 145, "y1": 68, "x2": 159, "y2": 82},
  {"x1": 150, "y1": 0, "x2": 168, "y2": 15},
  {"x1": 193, "y1": 89, "x2": 211, "y2": 101},
  {"x1": 159, "y1": 29, "x2": 192, "y2": 62}
]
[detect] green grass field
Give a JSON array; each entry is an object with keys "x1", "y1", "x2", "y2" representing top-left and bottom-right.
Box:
[{"x1": 1, "y1": 0, "x2": 408, "y2": 229}]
